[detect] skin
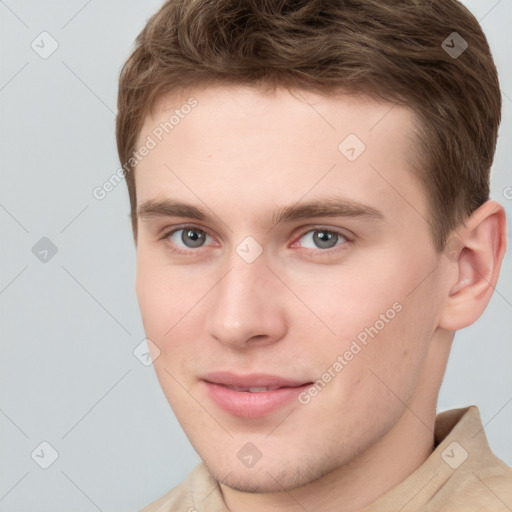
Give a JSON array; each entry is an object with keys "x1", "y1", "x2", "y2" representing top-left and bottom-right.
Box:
[{"x1": 133, "y1": 85, "x2": 506, "y2": 512}]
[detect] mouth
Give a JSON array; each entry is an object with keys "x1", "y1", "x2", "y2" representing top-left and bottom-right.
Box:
[
  {"x1": 201, "y1": 372, "x2": 313, "y2": 418},
  {"x1": 220, "y1": 385, "x2": 286, "y2": 392}
]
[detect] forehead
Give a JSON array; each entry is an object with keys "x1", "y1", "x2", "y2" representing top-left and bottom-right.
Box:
[
  {"x1": 141, "y1": 85, "x2": 417, "y2": 155},
  {"x1": 134, "y1": 85, "x2": 427, "y2": 232}
]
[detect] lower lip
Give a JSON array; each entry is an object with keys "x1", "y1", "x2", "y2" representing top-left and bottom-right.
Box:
[{"x1": 202, "y1": 381, "x2": 311, "y2": 418}]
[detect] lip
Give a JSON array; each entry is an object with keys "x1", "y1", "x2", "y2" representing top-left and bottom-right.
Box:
[{"x1": 201, "y1": 372, "x2": 312, "y2": 418}]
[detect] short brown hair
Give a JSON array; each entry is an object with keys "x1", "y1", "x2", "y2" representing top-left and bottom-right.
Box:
[{"x1": 116, "y1": 0, "x2": 501, "y2": 249}]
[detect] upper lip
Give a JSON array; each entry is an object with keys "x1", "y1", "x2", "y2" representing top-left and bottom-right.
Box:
[{"x1": 203, "y1": 372, "x2": 310, "y2": 389}]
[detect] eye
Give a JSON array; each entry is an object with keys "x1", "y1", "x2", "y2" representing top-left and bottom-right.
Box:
[
  {"x1": 295, "y1": 228, "x2": 348, "y2": 252},
  {"x1": 161, "y1": 225, "x2": 350, "y2": 256},
  {"x1": 165, "y1": 227, "x2": 213, "y2": 252}
]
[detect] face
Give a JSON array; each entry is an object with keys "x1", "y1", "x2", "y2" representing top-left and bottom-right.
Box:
[{"x1": 134, "y1": 85, "x2": 450, "y2": 492}]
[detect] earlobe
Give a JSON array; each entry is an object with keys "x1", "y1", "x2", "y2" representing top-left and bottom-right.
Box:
[{"x1": 439, "y1": 201, "x2": 507, "y2": 331}]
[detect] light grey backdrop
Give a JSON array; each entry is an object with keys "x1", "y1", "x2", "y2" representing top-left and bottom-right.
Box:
[{"x1": 0, "y1": 1, "x2": 511, "y2": 511}]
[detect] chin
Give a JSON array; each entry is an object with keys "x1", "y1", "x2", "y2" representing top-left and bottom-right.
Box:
[{"x1": 203, "y1": 453, "x2": 339, "y2": 494}]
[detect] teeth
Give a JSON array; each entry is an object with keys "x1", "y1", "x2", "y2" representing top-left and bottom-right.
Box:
[{"x1": 226, "y1": 385, "x2": 281, "y2": 392}]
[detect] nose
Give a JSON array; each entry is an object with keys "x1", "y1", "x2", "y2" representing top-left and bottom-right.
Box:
[{"x1": 204, "y1": 255, "x2": 287, "y2": 350}]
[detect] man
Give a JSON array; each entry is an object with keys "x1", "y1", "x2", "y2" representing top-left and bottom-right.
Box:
[{"x1": 116, "y1": 0, "x2": 511, "y2": 510}]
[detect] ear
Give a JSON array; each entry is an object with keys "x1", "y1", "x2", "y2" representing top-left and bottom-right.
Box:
[{"x1": 438, "y1": 200, "x2": 507, "y2": 331}]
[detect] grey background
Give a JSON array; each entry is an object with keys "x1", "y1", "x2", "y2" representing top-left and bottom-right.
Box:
[{"x1": 0, "y1": 1, "x2": 511, "y2": 511}]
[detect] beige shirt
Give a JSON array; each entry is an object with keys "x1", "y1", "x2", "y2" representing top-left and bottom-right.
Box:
[{"x1": 141, "y1": 406, "x2": 512, "y2": 511}]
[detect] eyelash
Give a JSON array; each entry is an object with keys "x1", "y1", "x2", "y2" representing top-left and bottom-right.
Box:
[{"x1": 160, "y1": 224, "x2": 352, "y2": 257}]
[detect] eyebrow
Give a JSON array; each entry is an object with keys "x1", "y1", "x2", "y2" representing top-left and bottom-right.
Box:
[{"x1": 137, "y1": 196, "x2": 384, "y2": 227}]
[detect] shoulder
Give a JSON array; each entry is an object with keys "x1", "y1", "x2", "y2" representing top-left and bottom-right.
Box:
[
  {"x1": 454, "y1": 449, "x2": 512, "y2": 508},
  {"x1": 434, "y1": 406, "x2": 512, "y2": 510},
  {"x1": 438, "y1": 457, "x2": 512, "y2": 511}
]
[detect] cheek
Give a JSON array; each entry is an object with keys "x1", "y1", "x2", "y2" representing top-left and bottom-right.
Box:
[
  {"x1": 136, "y1": 267, "x2": 182, "y2": 366},
  {"x1": 314, "y1": 309, "x2": 429, "y2": 440},
  {"x1": 336, "y1": 285, "x2": 436, "y2": 415},
  {"x1": 294, "y1": 265, "x2": 405, "y2": 352},
  {"x1": 135, "y1": 256, "x2": 215, "y2": 395},
  {"x1": 300, "y1": 255, "x2": 435, "y2": 392},
  {"x1": 136, "y1": 260, "x2": 166, "y2": 337},
  {"x1": 135, "y1": 252, "x2": 198, "y2": 340}
]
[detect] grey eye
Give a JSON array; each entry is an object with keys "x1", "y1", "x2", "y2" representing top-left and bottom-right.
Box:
[
  {"x1": 300, "y1": 230, "x2": 345, "y2": 250},
  {"x1": 170, "y1": 228, "x2": 209, "y2": 249}
]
